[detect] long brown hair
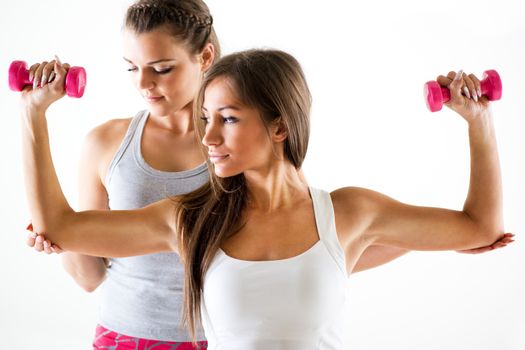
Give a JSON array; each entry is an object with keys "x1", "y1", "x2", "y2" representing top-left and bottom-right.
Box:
[
  {"x1": 175, "y1": 49, "x2": 312, "y2": 339},
  {"x1": 125, "y1": 0, "x2": 221, "y2": 59}
]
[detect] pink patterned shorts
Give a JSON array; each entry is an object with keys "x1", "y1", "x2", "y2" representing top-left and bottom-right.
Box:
[{"x1": 93, "y1": 325, "x2": 208, "y2": 349}]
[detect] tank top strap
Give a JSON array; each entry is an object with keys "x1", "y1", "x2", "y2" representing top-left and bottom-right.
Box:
[
  {"x1": 104, "y1": 110, "x2": 149, "y2": 187},
  {"x1": 310, "y1": 187, "x2": 347, "y2": 275},
  {"x1": 131, "y1": 109, "x2": 150, "y2": 157}
]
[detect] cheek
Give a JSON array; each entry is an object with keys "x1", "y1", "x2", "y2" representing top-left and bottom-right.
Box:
[
  {"x1": 233, "y1": 128, "x2": 270, "y2": 158},
  {"x1": 162, "y1": 72, "x2": 184, "y2": 91},
  {"x1": 165, "y1": 69, "x2": 200, "y2": 97}
]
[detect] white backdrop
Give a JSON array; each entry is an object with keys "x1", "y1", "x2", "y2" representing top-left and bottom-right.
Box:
[{"x1": 1, "y1": 0, "x2": 523, "y2": 349}]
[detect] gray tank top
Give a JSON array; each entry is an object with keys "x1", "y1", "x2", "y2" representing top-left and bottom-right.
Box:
[{"x1": 100, "y1": 110, "x2": 208, "y2": 341}]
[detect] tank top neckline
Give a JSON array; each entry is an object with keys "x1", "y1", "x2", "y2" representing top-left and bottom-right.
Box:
[
  {"x1": 133, "y1": 110, "x2": 208, "y2": 179},
  {"x1": 218, "y1": 240, "x2": 323, "y2": 264}
]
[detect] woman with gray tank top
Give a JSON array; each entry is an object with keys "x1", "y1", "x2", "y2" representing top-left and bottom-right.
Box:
[{"x1": 26, "y1": 0, "x2": 217, "y2": 348}]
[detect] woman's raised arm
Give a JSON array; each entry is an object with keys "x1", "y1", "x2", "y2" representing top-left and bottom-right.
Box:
[
  {"x1": 20, "y1": 59, "x2": 177, "y2": 257},
  {"x1": 334, "y1": 70, "x2": 504, "y2": 262}
]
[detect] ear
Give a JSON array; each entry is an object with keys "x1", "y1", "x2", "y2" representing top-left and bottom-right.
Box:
[
  {"x1": 271, "y1": 117, "x2": 288, "y2": 143},
  {"x1": 200, "y1": 43, "x2": 215, "y2": 73}
]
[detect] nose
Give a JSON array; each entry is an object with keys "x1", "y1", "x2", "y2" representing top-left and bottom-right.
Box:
[
  {"x1": 202, "y1": 119, "x2": 223, "y2": 148},
  {"x1": 136, "y1": 69, "x2": 154, "y2": 90}
]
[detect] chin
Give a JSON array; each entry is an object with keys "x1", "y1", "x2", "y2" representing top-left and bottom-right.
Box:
[
  {"x1": 212, "y1": 165, "x2": 242, "y2": 179},
  {"x1": 147, "y1": 101, "x2": 184, "y2": 117},
  {"x1": 147, "y1": 104, "x2": 164, "y2": 116}
]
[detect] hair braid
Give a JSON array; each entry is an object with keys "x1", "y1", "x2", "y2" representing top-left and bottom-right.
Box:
[{"x1": 125, "y1": 0, "x2": 220, "y2": 58}]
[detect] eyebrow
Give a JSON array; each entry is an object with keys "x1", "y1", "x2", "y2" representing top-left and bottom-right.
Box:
[
  {"x1": 123, "y1": 57, "x2": 177, "y2": 65},
  {"x1": 202, "y1": 105, "x2": 241, "y2": 112}
]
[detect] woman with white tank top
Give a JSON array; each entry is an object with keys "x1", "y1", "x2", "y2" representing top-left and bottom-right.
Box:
[
  {"x1": 21, "y1": 2, "x2": 463, "y2": 348},
  {"x1": 21, "y1": 48, "x2": 508, "y2": 349}
]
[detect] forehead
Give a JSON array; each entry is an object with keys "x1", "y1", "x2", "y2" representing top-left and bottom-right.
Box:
[
  {"x1": 203, "y1": 78, "x2": 243, "y2": 109},
  {"x1": 122, "y1": 27, "x2": 190, "y2": 61}
]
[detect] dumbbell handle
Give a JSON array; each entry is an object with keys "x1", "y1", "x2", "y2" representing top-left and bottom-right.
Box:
[
  {"x1": 424, "y1": 70, "x2": 502, "y2": 112},
  {"x1": 8, "y1": 60, "x2": 86, "y2": 98}
]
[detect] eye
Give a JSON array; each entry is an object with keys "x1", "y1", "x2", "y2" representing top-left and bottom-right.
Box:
[
  {"x1": 223, "y1": 116, "x2": 238, "y2": 124},
  {"x1": 200, "y1": 115, "x2": 210, "y2": 124},
  {"x1": 154, "y1": 67, "x2": 173, "y2": 74},
  {"x1": 127, "y1": 66, "x2": 138, "y2": 72}
]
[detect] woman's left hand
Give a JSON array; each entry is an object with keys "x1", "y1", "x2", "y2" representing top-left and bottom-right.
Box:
[{"x1": 25, "y1": 223, "x2": 63, "y2": 254}]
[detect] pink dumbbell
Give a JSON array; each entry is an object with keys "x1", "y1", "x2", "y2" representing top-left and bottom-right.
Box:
[
  {"x1": 8, "y1": 60, "x2": 86, "y2": 98},
  {"x1": 424, "y1": 70, "x2": 502, "y2": 112}
]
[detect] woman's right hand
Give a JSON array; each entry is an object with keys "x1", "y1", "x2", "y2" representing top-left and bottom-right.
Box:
[
  {"x1": 20, "y1": 57, "x2": 71, "y2": 113},
  {"x1": 436, "y1": 70, "x2": 491, "y2": 123}
]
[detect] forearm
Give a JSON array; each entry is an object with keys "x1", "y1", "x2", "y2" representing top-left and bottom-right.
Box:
[
  {"x1": 21, "y1": 107, "x2": 73, "y2": 235},
  {"x1": 463, "y1": 111, "x2": 504, "y2": 237},
  {"x1": 61, "y1": 253, "x2": 108, "y2": 292}
]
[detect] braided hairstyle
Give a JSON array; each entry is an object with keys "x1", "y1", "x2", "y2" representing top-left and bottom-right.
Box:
[{"x1": 125, "y1": 0, "x2": 220, "y2": 59}]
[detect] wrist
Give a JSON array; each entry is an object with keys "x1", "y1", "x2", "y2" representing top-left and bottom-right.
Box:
[
  {"x1": 466, "y1": 110, "x2": 497, "y2": 146},
  {"x1": 22, "y1": 102, "x2": 48, "y2": 114},
  {"x1": 467, "y1": 109, "x2": 493, "y2": 128},
  {"x1": 21, "y1": 103, "x2": 48, "y2": 122}
]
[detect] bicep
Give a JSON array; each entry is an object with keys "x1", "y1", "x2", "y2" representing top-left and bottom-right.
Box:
[
  {"x1": 334, "y1": 187, "x2": 494, "y2": 255},
  {"x1": 48, "y1": 199, "x2": 177, "y2": 257},
  {"x1": 364, "y1": 190, "x2": 491, "y2": 251},
  {"x1": 61, "y1": 131, "x2": 111, "y2": 272}
]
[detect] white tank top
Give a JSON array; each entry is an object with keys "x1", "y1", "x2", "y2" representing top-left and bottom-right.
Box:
[{"x1": 202, "y1": 187, "x2": 348, "y2": 349}]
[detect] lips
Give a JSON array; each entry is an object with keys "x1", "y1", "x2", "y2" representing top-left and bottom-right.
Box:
[
  {"x1": 208, "y1": 153, "x2": 229, "y2": 162},
  {"x1": 144, "y1": 95, "x2": 164, "y2": 102}
]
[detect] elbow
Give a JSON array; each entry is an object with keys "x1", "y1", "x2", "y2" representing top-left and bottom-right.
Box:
[
  {"x1": 31, "y1": 207, "x2": 76, "y2": 243},
  {"x1": 79, "y1": 283, "x2": 100, "y2": 293},
  {"x1": 72, "y1": 271, "x2": 106, "y2": 293},
  {"x1": 463, "y1": 211, "x2": 505, "y2": 247},
  {"x1": 474, "y1": 222, "x2": 505, "y2": 247},
  {"x1": 62, "y1": 255, "x2": 107, "y2": 293},
  {"x1": 480, "y1": 226, "x2": 505, "y2": 246}
]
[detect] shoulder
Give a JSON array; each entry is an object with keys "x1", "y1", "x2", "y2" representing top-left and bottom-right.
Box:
[
  {"x1": 84, "y1": 117, "x2": 133, "y2": 150},
  {"x1": 331, "y1": 186, "x2": 400, "y2": 219},
  {"x1": 81, "y1": 117, "x2": 133, "y2": 161},
  {"x1": 330, "y1": 187, "x2": 385, "y2": 244},
  {"x1": 79, "y1": 117, "x2": 134, "y2": 181},
  {"x1": 330, "y1": 186, "x2": 381, "y2": 211}
]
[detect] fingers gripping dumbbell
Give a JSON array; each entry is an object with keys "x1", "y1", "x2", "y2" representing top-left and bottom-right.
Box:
[
  {"x1": 424, "y1": 70, "x2": 502, "y2": 112},
  {"x1": 8, "y1": 60, "x2": 86, "y2": 98}
]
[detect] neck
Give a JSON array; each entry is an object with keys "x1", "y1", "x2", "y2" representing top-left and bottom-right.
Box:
[
  {"x1": 150, "y1": 101, "x2": 194, "y2": 134},
  {"x1": 244, "y1": 160, "x2": 308, "y2": 212}
]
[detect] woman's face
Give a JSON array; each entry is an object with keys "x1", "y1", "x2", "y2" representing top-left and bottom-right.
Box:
[
  {"x1": 123, "y1": 27, "x2": 205, "y2": 117},
  {"x1": 201, "y1": 78, "x2": 280, "y2": 178}
]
